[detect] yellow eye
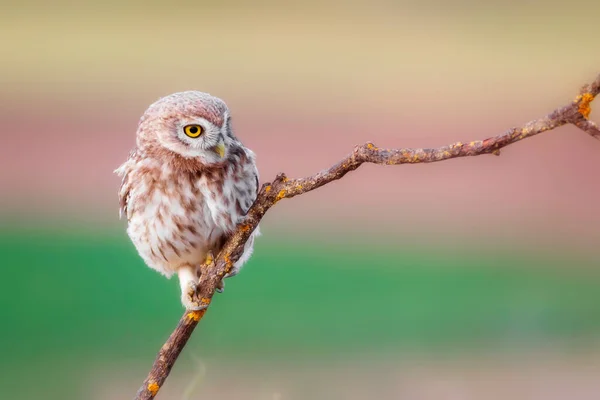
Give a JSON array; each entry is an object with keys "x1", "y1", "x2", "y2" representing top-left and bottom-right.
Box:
[{"x1": 183, "y1": 124, "x2": 203, "y2": 138}]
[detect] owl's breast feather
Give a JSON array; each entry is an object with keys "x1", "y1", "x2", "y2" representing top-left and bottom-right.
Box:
[{"x1": 124, "y1": 159, "x2": 251, "y2": 277}]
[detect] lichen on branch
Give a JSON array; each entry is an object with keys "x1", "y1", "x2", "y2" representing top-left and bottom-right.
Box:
[{"x1": 134, "y1": 73, "x2": 599, "y2": 400}]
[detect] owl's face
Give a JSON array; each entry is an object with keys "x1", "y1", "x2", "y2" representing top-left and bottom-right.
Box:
[{"x1": 137, "y1": 91, "x2": 237, "y2": 165}]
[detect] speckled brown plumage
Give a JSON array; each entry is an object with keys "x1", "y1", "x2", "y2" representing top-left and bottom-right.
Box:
[{"x1": 116, "y1": 91, "x2": 259, "y2": 310}]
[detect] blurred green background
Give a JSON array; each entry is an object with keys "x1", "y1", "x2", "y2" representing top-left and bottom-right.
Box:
[
  {"x1": 1, "y1": 0, "x2": 600, "y2": 399},
  {"x1": 3, "y1": 226, "x2": 600, "y2": 399}
]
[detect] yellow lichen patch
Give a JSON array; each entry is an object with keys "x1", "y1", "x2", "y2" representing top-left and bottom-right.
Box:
[
  {"x1": 200, "y1": 297, "x2": 211, "y2": 304},
  {"x1": 204, "y1": 253, "x2": 214, "y2": 265},
  {"x1": 282, "y1": 176, "x2": 289, "y2": 182},
  {"x1": 187, "y1": 310, "x2": 203, "y2": 321},
  {"x1": 276, "y1": 190, "x2": 286, "y2": 201},
  {"x1": 147, "y1": 382, "x2": 160, "y2": 395},
  {"x1": 578, "y1": 93, "x2": 594, "y2": 119},
  {"x1": 223, "y1": 255, "x2": 233, "y2": 272},
  {"x1": 240, "y1": 224, "x2": 250, "y2": 233},
  {"x1": 265, "y1": 185, "x2": 271, "y2": 193}
]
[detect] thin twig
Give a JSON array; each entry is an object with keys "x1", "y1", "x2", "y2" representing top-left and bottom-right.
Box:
[{"x1": 134, "y1": 73, "x2": 599, "y2": 399}]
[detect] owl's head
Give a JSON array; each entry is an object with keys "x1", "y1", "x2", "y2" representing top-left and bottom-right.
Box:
[{"x1": 136, "y1": 91, "x2": 237, "y2": 164}]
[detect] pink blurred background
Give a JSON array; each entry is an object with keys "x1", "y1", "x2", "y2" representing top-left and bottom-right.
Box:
[{"x1": 2, "y1": 0, "x2": 599, "y2": 244}]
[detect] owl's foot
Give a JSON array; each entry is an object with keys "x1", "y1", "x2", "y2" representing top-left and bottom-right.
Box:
[
  {"x1": 178, "y1": 265, "x2": 207, "y2": 310},
  {"x1": 181, "y1": 280, "x2": 207, "y2": 311},
  {"x1": 216, "y1": 265, "x2": 241, "y2": 293}
]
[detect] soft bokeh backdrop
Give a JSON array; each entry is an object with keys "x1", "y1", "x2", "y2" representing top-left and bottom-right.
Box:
[{"x1": 1, "y1": 1, "x2": 599, "y2": 399}]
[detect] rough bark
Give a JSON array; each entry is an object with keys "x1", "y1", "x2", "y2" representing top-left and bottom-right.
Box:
[{"x1": 134, "y1": 73, "x2": 599, "y2": 399}]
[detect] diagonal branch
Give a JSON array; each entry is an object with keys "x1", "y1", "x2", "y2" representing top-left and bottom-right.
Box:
[{"x1": 134, "y1": 73, "x2": 599, "y2": 400}]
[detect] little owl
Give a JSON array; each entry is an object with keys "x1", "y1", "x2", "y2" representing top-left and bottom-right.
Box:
[{"x1": 115, "y1": 91, "x2": 259, "y2": 310}]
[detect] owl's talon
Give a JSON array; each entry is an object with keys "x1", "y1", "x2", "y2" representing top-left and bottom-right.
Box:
[
  {"x1": 186, "y1": 280, "x2": 198, "y2": 296},
  {"x1": 186, "y1": 301, "x2": 208, "y2": 311},
  {"x1": 181, "y1": 280, "x2": 206, "y2": 310},
  {"x1": 216, "y1": 279, "x2": 225, "y2": 293}
]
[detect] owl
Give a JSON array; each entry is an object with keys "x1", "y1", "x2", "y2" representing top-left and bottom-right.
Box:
[{"x1": 115, "y1": 91, "x2": 260, "y2": 310}]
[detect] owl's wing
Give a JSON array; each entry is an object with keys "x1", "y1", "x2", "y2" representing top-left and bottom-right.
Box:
[
  {"x1": 241, "y1": 148, "x2": 260, "y2": 213},
  {"x1": 218, "y1": 147, "x2": 260, "y2": 277},
  {"x1": 114, "y1": 149, "x2": 138, "y2": 220}
]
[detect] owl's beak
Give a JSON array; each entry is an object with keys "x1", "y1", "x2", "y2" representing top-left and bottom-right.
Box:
[{"x1": 212, "y1": 142, "x2": 226, "y2": 158}]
